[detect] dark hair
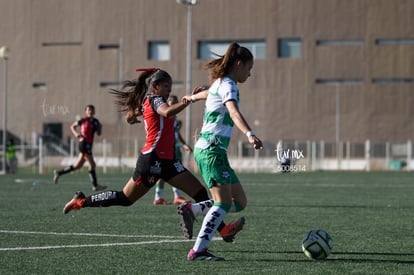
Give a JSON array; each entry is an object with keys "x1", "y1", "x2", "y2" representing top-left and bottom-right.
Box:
[
  {"x1": 109, "y1": 68, "x2": 171, "y2": 116},
  {"x1": 167, "y1": 95, "x2": 178, "y2": 104},
  {"x1": 203, "y1": 42, "x2": 253, "y2": 82},
  {"x1": 85, "y1": 104, "x2": 95, "y2": 111}
]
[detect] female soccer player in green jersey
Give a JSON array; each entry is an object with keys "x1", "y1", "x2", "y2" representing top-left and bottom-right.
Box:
[{"x1": 179, "y1": 42, "x2": 263, "y2": 261}]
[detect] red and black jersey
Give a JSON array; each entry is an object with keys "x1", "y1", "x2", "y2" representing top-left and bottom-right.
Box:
[
  {"x1": 141, "y1": 95, "x2": 175, "y2": 159},
  {"x1": 78, "y1": 117, "x2": 101, "y2": 144}
]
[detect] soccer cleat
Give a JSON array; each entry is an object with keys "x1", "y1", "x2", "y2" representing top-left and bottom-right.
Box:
[
  {"x1": 153, "y1": 198, "x2": 172, "y2": 205},
  {"x1": 187, "y1": 249, "x2": 225, "y2": 261},
  {"x1": 177, "y1": 203, "x2": 195, "y2": 239},
  {"x1": 173, "y1": 196, "x2": 190, "y2": 205},
  {"x1": 63, "y1": 191, "x2": 86, "y2": 214},
  {"x1": 92, "y1": 184, "x2": 107, "y2": 191},
  {"x1": 53, "y1": 170, "x2": 60, "y2": 184},
  {"x1": 219, "y1": 216, "x2": 246, "y2": 243}
]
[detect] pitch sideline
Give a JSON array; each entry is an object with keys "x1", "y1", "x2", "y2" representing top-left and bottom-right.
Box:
[{"x1": 0, "y1": 230, "x2": 220, "y2": 252}]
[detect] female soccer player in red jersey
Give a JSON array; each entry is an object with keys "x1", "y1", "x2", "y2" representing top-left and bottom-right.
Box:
[
  {"x1": 53, "y1": 105, "x2": 106, "y2": 191},
  {"x1": 153, "y1": 95, "x2": 192, "y2": 206}
]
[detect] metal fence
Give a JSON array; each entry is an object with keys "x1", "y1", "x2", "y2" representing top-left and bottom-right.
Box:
[{"x1": 2, "y1": 137, "x2": 413, "y2": 174}]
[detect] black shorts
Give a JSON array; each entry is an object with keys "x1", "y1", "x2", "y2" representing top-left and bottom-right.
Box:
[
  {"x1": 78, "y1": 141, "x2": 93, "y2": 156},
  {"x1": 132, "y1": 152, "x2": 188, "y2": 188}
]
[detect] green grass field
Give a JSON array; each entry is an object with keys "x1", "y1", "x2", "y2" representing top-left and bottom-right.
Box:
[{"x1": 1, "y1": 170, "x2": 414, "y2": 274}]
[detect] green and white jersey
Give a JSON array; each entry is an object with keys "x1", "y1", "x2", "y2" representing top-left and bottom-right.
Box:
[{"x1": 195, "y1": 76, "x2": 239, "y2": 151}]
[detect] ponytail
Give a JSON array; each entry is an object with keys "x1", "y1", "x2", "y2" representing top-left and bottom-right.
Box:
[
  {"x1": 203, "y1": 42, "x2": 253, "y2": 82},
  {"x1": 109, "y1": 68, "x2": 171, "y2": 119}
]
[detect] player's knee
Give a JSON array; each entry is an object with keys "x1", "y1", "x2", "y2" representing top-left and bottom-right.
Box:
[
  {"x1": 234, "y1": 200, "x2": 247, "y2": 212},
  {"x1": 118, "y1": 191, "x2": 133, "y2": 206},
  {"x1": 192, "y1": 187, "x2": 210, "y2": 202}
]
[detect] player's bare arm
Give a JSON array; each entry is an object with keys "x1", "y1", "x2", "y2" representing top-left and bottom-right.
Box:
[
  {"x1": 182, "y1": 89, "x2": 209, "y2": 104},
  {"x1": 225, "y1": 100, "x2": 263, "y2": 150},
  {"x1": 157, "y1": 101, "x2": 189, "y2": 118},
  {"x1": 70, "y1": 122, "x2": 80, "y2": 138}
]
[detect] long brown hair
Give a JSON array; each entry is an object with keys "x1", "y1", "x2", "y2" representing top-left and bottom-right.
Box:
[
  {"x1": 203, "y1": 42, "x2": 253, "y2": 83},
  {"x1": 109, "y1": 68, "x2": 171, "y2": 117}
]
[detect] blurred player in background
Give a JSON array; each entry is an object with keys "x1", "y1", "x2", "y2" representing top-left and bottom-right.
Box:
[
  {"x1": 153, "y1": 95, "x2": 192, "y2": 205},
  {"x1": 6, "y1": 138, "x2": 17, "y2": 173},
  {"x1": 179, "y1": 42, "x2": 263, "y2": 261},
  {"x1": 53, "y1": 105, "x2": 106, "y2": 191}
]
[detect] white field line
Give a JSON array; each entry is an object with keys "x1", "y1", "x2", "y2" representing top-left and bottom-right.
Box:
[
  {"x1": 0, "y1": 230, "x2": 178, "y2": 239},
  {"x1": 0, "y1": 239, "x2": 192, "y2": 251},
  {"x1": 0, "y1": 230, "x2": 220, "y2": 252}
]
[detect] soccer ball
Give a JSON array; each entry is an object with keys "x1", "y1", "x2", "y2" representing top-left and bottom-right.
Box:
[{"x1": 302, "y1": 229, "x2": 333, "y2": 260}]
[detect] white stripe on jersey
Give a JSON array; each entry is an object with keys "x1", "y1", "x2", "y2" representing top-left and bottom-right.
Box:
[{"x1": 195, "y1": 76, "x2": 239, "y2": 150}]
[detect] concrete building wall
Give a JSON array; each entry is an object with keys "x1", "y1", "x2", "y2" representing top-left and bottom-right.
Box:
[{"x1": 0, "y1": 0, "x2": 413, "y2": 156}]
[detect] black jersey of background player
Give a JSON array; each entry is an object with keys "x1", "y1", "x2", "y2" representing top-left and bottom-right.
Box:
[{"x1": 78, "y1": 117, "x2": 100, "y2": 144}]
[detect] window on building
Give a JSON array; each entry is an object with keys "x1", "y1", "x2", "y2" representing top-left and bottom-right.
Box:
[
  {"x1": 42, "y1": 42, "x2": 82, "y2": 47},
  {"x1": 148, "y1": 41, "x2": 170, "y2": 61},
  {"x1": 43, "y1": 123, "x2": 63, "y2": 141},
  {"x1": 98, "y1": 44, "x2": 120, "y2": 50},
  {"x1": 372, "y1": 78, "x2": 414, "y2": 84},
  {"x1": 315, "y1": 78, "x2": 364, "y2": 85},
  {"x1": 32, "y1": 82, "x2": 47, "y2": 90},
  {"x1": 375, "y1": 39, "x2": 414, "y2": 45},
  {"x1": 198, "y1": 40, "x2": 266, "y2": 59},
  {"x1": 278, "y1": 38, "x2": 301, "y2": 58},
  {"x1": 100, "y1": 82, "x2": 122, "y2": 88},
  {"x1": 316, "y1": 40, "x2": 364, "y2": 46}
]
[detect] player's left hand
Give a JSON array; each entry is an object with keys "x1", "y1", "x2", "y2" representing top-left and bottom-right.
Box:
[
  {"x1": 181, "y1": 96, "x2": 192, "y2": 105},
  {"x1": 192, "y1": 85, "x2": 209, "y2": 95},
  {"x1": 248, "y1": 135, "x2": 263, "y2": 150}
]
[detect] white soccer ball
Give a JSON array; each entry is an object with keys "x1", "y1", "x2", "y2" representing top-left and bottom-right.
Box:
[{"x1": 302, "y1": 229, "x2": 333, "y2": 260}]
